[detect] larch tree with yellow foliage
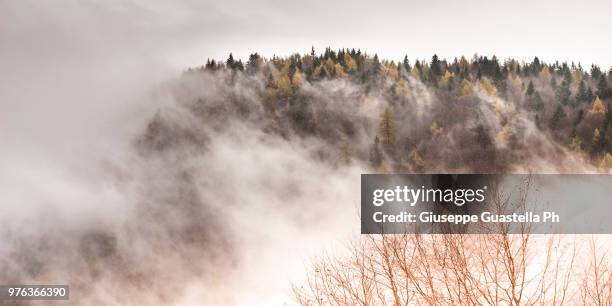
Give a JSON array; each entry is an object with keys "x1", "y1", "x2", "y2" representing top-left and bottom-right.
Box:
[
  {"x1": 343, "y1": 53, "x2": 357, "y2": 72},
  {"x1": 600, "y1": 153, "x2": 612, "y2": 169},
  {"x1": 392, "y1": 78, "x2": 410, "y2": 98},
  {"x1": 479, "y1": 76, "x2": 499, "y2": 97},
  {"x1": 409, "y1": 151, "x2": 425, "y2": 171},
  {"x1": 591, "y1": 96, "x2": 605, "y2": 114},
  {"x1": 593, "y1": 128, "x2": 601, "y2": 145},
  {"x1": 384, "y1": 62, "x2": 399, "y2": 80},
  {"x1": 438, "y1": 70, "x2": 454, "y2": 88},
  {"x1": 431, "y1": 121, "x2": 443, "y2": 136},
  {"x1": 291, "y1": 68, "x2": 303, "y2": 87},
  {"x1": 333, "y1": 63, "x2": 347, "y2": 78},
  {"x1": 569, "y1": 135, "x2": 584, "y2": 156},
  {"x1": 457, "y1": 79, "x2": 473, "y2": 99},
  {"x1": 275, "y1": 62, "x2": 293, "y2": 97}
]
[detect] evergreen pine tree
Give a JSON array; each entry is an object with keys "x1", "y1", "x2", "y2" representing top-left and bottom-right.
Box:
[
  {"x1": 576, "y1": 80, "x2": 587, "y2": 103},
  {"x1": 226, "y1": 53, "x2": 235, "y2": 69},
  {"x1": 246, "y1": 53, "x2": 261, "y2": 74},
  {"x1": 550, "y1": 76, "x2": 557, "y2": 89},
  {"x1": 379, "y1": 105, "x2": 396, "y2": 147},
  {"x1": 596, "y1": 75, "x2": 609, "y2": 99},
  {"x1": 549, "y1": 104, "x2": 566, "y2": 130},
  {"x1": 531, "y1": 91, "x2": 544, "y2": 111},
  {"x1": 402, "y1": 55, "x2": 410, "y2": 72},
  {"x1": 555, "y1": 73, "x2": 571, "y2": 105},
  {"x1": 429, "y1": 54, "x2": 442, "y2": 82}
]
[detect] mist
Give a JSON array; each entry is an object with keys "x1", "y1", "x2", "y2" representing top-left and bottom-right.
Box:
[
  {"x1": 2, "y1": 0, "x2": 611, "y2": 305},
  {"x1": 0, "y1": 2, "x2": 362, "y2": 304}
]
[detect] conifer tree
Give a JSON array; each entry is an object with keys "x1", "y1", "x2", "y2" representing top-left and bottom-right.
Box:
[
  {"x1": 586, "y1": 86, "x2": 594, "y2": 102},
  {"x1": 205, "y1": 59, "x2": 214, "y2": 70},
  {"x1": 402, "y1": 55, "x2": 411, "y2": 72},
  {"x1": 480, "y1": 77, "x2": 498, "y2": 97},
  {"x1": 429, "y1": 54, "x2": 442, "y2": 83},
  {"x1": 591, "y1": 96, "x2": 606, "y2": 114},
  {"x1": 226, "y1": 53, "x2": 235, "y2": 69},
  {"x1": 591, "y1": 64, "x2": 602, "y2": 80},
  {"x1": 593, "y1": 128, "x2": 601, "y2": 146},
  {"x1": 379, "y1": 105, "x2": 396, "y2": 146},
  {"x1": 571, "y1": 109, "x2": 584, "y2": 136},
  {"x1": 550, "y1": 76, "x2": 557, "y2": 89},
  {"x1": 372, "y1": 54, "x2": 382, "y2": 76},
  {"x1": 457, "y1": 79, "x2": 472, "y2": 99},
  {"x1": 596, "y1": 75, "x2": 609, "y2": 99},
  {"x1": 430, "y1": 121, "x2": 443, "y2": 136},
  {"x1": 246, "y1": 53, "x2": 262, "y2": 74},
  {"x1": 529, "y1": 91, "x2": 544, "y2": 111},
  {"x1": 569, "y1": 136, "x2": 584, "y2": 155},
  {"x1": 369, "y1": 137, "x2": 383, "y2": 167},
  {"x1": 556, "y1": 73, "x2": 572, "y2": 105},
  {"x1": 576, "y1": 80, "x2": 588, "y2": 103},
  {"x1": 474, "y1": 124, "x2": 492, "y2": 148},
  {"x1": 600, "y1": 153, "x2": 612, "y2": 169},
  {"x1": 410, "y1": 151, "x2": 425, "y2": 170},
  {"x1": 549, "y1": 104, "x2": 566, "y2": 130}
]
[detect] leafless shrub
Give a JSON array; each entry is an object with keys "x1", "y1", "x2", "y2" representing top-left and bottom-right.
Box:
[{"x1": 294, "y1": 179, "x2": 611, "y2": 305}]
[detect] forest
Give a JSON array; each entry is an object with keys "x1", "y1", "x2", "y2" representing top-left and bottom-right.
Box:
[{"x1": 172, "y1": 48, "x2": 612, "y2": 174}]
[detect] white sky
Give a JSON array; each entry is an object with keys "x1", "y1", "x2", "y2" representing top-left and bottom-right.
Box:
[
  {"x1": 190, "y1": 0, "x2": 612, "y2": 69},
  {"x1": 2, "y1": 0, "x2": 611, "y2": 72}
]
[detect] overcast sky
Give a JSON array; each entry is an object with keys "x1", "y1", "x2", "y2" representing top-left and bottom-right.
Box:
[
  {"x1": 3, "y1": 0, "x2": 611, "y2": 71},
  {"x1": 191, "y1": 0, "x2": 612, "y2": 69}
]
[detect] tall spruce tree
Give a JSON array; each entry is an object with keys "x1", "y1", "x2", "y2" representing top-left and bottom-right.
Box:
[{"x1": 556, "y1": 73, "x2": 572, "y2": 105}]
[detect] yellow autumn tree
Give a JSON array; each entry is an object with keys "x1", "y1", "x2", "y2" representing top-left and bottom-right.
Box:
[
  {"x1": 571, "y1": 69, "x2": 583, "y2": 86},
  {"x1": 344, "y1": 53, "x2": 357, "y2": 72},
  {"x1": 457, "y1": 79, "x2": 473, "y2": 99},
  {"x1": 333, "y1": 63, "x2": 347, "y2": 78},
  {"x1": 322, "y1": 58, "x2": 337, "y2": 77},
  {"x1": 410, "y1": 65, "x2": 420, "y2": 78},
  {"x1": 392, "y1": 78, "x2": 410, "y2": 97},
  {"x1": 385, "y1": 62, "x2": 399, "y2": 80},
  {"x1": 410, "y1": 151, "x2": 425, "y2": 170},
  {"x1": 312, "y1": 64, "x2": 326, "y2": 79},
  {"x1": 263, "y1": 87, "x2": 278, "y2": 114},
  {"x1": 600, "y1": 153, "x2": 612, "y2": 169},
  {"x1": 430, "y1": 121, "x2": 442, "y2": 136},
  {"x1": 479, "y1": 76, "x2": 499, "y2": 97},
  {"x1": 291, "y1": 68, "x2": 303, "y2": 87},
  {"x1": 569, "y1": 136, "x2": 584, "y2": 156},
  {"x1": 275, "y1": 62, "x2": 292, "y2": 97},
  {"x1": 496, "y1": 125, "x2": 511, "y2": 143},
  {"x1": 591, "y1": 96, "x2": 605, "y2": 114},
  {"x1": 593, "y1": 128, "x2": 601, "y2": 145},
  {"x1": 438, "y1": 70, "x2": 454, "y2": 87}
]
